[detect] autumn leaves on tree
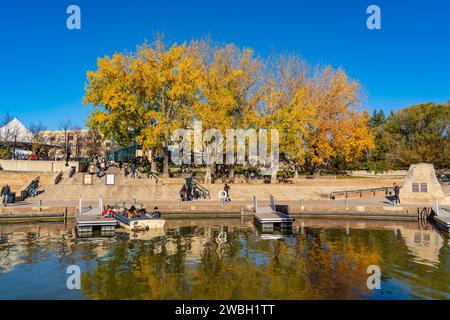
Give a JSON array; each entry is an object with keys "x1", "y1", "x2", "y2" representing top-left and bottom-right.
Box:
[{"x1": 84, "y1": 37, "x2": 374, "y2": 177}]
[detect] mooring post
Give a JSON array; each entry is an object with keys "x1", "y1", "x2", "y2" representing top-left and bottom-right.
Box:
[
  {"x1": 98, "y1": 194, "x2": 103, "y2": 211},
  {"x1": 64, "y1": 207, "x2": 68, "y2": 221},
  {"x1": 39, "y1": 199, "x2": 42, "y2": 212},
  {"x1": 345, "y1": 199, "x2": 349, "y2": 211},
  {"x1": 300, "y1": 199, "x2": 304, "y2": 211}
]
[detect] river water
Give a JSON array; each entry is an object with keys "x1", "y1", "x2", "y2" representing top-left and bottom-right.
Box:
[{"x1": 0, "y1": 218, "x2": 448, "y2": 300}]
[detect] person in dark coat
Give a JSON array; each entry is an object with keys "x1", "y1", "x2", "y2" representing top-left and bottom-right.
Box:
[
  {"x1": 151, "y1": 207, "x2": 161, "y2": 219},
  {"x1": 224, "y1": 183, "x2": 231, "y2": 202},
  {"x1": 1, "y1": 184, "x2": 10, "y2": 207},
  {"x1": 393, "y1": 183, "x2": 401, "y2": 205},
  {"x1": 180, "y1": 184, "x2": 187, "y2": 201}
]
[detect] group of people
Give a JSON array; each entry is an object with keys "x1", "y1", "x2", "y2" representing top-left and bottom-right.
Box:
[
  {"x1": 179, "y1": 183, "x2": 200, "y2": 201},
  {"x1": 121, "y1": 162, "x2": 138, "y2": 179},
  {"x1": 93, "y1": 157, "x2": 108, "y2": 178},
  {"x1": 126, "y1": 205, "x2": 161, "y2": 220}
]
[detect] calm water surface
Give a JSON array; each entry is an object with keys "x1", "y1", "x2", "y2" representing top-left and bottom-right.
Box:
[{"x1": 0, "y1": 218, "x2": 449, "y2": 300}]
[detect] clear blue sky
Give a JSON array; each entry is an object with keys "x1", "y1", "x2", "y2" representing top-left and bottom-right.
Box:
[{"x1": 0, "y1": 0, "x2": 449, "y2": 129}]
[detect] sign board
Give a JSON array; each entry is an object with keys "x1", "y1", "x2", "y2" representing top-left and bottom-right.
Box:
[
  {"x1": 420, "y1": 183, "x2": 428, "y2": 193},
  {"x1": 106, "y1": 174, "x2": 115, "y2": 185},
  {"x1": 83, "y1": 174, "x2": 93, "y2": 185}
]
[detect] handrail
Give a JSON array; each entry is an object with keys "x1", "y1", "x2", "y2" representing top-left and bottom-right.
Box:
[
  {"x1": 20, "y1": 176, "x2": 40, "y2": 201},
  {"x1": 330, "y1": 186, "x2": 395, "y2": 199},
  {"x1": 192, "y1": 179, "x2": 210, "y2": 199},
  {"x1": 148, "y1": 171, "x2": 160, "y2": 183},
  {"x1": 68, "y1": 166, "x2": 76, "y2": 178},
  {"x1": 54, "y1": 171, "x2": 63, "y2": 185}
]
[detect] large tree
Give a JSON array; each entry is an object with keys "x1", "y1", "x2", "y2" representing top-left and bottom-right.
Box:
[
  {"x1": 382, "y1": 102, "x2": 450, "y2": 168},
  {"x1": 84, "y1": 38, "x2": 202, "y2": 177}
]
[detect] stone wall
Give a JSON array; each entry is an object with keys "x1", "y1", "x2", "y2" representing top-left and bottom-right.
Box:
[{"x1": 0, "y1": 160, "x2": 81, "y2": 173}]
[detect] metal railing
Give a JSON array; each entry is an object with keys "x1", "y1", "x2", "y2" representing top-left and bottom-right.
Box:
[
  {"x1": 54, "y1": 171, "x2": 63, "y2": 185},
  {"x1": 68, "y1": 166, "x2": 76, "y2": 178},
  {"x1": 330, "y1": 187, "x2": 395, "y2": 200},
  {"x1": 192, "y1": 179, "x2": 210, "y2": 199},
  {"x1": 20, "y1": 177, "x2": 40, "y2": 201}
]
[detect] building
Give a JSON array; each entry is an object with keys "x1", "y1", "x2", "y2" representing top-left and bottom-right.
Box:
[
  {"x1": 40, "y1": 129, "x2": 111, "y2": 160},
  {"x1": 0, "y1": 117, "x2": 110, "y2": 160}
]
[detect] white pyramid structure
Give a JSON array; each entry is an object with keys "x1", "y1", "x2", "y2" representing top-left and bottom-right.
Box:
[{"x1": 0, "y1": 118, "x2": 33, "y2": 143}]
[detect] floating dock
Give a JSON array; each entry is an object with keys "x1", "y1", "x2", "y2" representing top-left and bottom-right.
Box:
[
  {"x1": 433, "y1": 215, "x2": 450, "y2": 233},
  {"x1": 76, "y1": 196, "x2": 118, "y2": 234},
  {"x1": 253, "y1": 195, "x2": 295, "y2": 232},
  {"x1": 76, "y1": 209, "x2": 118, "y2": 234},
  {"x1": 431, "y1": 199, "x2": 450, "y2": 233}
]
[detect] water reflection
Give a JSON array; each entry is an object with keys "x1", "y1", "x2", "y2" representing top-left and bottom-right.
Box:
[{"x1": 0, "y1": 218, "x2": 448, "y2": 300}]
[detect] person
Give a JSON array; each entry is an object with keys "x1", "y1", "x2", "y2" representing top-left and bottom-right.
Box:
[
  {"x1": 186, "y1": 183, "x2": 193, "y2": 201},
  {"x1": 1, "y1": 184, "x2": 10, "y2": 207},
  {"x1": 28, "y1": 181, "x2": 38, "y2": 198},
  {"x1": 131, "y1": 164, "x2": 137, "y2": 179},
  {"x1": 95, "y1": 164, "x2": 101, "y2": 178},
  {"x1": 393, "y1": 183, "x2": 401, "y2": 205},
  {"x1": 124, "y1": 165, "x2": 129, "y2": 178},
  {"x1": 193, "y1": 188, "x2": 200, "y2": 200},
  {"x1": 180, "y1": 184, "x2": 187, "y2": 201},
  {"x1": 224, "y1": 183, "x2": 231, "y2": 202},
  {"x1": 151, "y1": 207, "x2": 161, "y2": 219},
  {"x1": 128, "y1": 205, "x2": 138, "y2": 219}
]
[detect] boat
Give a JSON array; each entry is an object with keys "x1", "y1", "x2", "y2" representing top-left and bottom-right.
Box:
[{"x1": 103, "y1": 205, "x2": 165, "y2": 232}]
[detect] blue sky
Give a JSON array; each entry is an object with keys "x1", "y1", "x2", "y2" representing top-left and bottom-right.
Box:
[{"x1": 0, "y1": 0, "x2": 449, "y2": 129}]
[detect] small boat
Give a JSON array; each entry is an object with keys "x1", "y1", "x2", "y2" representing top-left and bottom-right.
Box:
[
  {"x1": 114, "y1": 213, "x2": 166, "y2": 232},
  {"x1": 103, "y1": 205, "x2": 165, "y2": 232}
]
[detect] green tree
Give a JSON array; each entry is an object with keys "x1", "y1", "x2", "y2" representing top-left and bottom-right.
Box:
[{"x1": 382, "y1": 103, "x2": 450, "y2": 168}]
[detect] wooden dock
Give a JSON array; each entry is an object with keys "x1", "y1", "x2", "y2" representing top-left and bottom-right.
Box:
[{"x1": 253, "y1": 196, "x2": 295, "y2": 232}]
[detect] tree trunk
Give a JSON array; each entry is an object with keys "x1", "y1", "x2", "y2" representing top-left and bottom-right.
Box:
[
  {"x1": 294, "y1": 167, "x2": 299, "y2": 180},
  {"x1": 205, "y1": 167, "x2": 212, "y2": 184},
  {"x1": 162, "y1": 146, "x2": 170, "y2": 178},
  {"x1": 271, "y1": 168, "x2": 277, "y2": 184},
  {"x1": 229, "y1": 168, "x2": 234, "y2": 180}
]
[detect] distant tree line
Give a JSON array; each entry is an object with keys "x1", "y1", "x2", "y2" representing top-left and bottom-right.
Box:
[{"x1": 353, "y1": 102, "x2": 449, "y2": 172}]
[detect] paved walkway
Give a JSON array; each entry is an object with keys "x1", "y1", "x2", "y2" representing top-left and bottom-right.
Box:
[{"x1": 4, "y1": 197, "x2": 449, "y2": 210}]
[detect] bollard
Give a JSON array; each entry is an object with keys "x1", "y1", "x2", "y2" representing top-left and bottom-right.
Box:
[
  {"x1": 64, "y1": 207, "x2": 68, "y2": 221},
  {"x1": 39, "y1": 199, "x2": 43, "y2": 212},
  {"x1": 300, "y1": 199, "x2": 304, "y2": 211},
  {"x1": 345, "y1": 199, "x2": 349, "y2": 210}
]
